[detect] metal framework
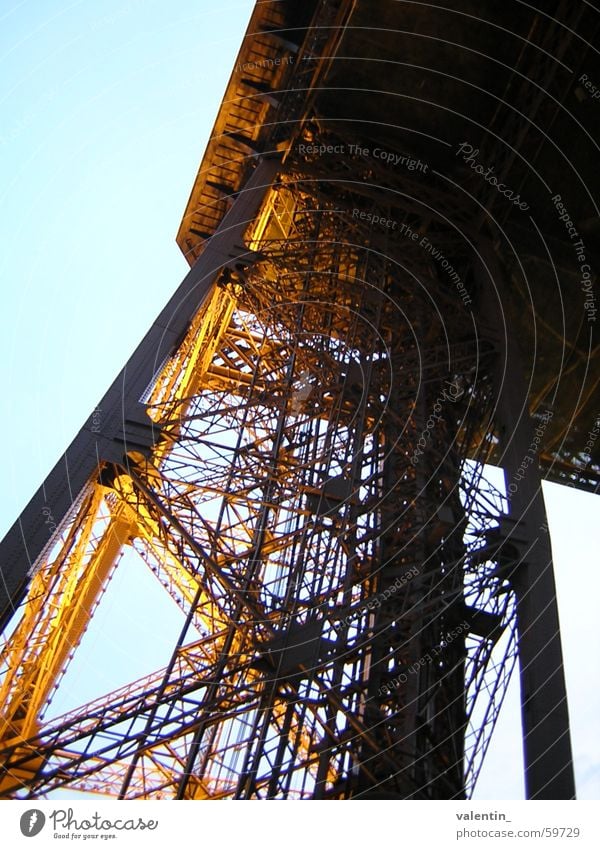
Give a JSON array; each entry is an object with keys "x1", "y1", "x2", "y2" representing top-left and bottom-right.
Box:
[
  {"x1": 0, "y1": 164, "x2": 533, "y2": 800},
  {"x1": 1, "y1": 0, "x2": 590, "y2": 801}
]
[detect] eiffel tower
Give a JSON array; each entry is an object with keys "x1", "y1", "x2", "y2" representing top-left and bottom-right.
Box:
[{"x1": 1, "y1": 0, "x2": 598, "y2": 800}]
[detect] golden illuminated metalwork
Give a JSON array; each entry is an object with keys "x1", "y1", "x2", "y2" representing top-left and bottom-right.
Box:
[{"x1": 0, "y1": 165, "x2": 519, "y2": 799}]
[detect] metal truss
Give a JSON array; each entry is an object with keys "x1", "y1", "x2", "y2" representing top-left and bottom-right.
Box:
[{"x1": 0, "y1": 164, "x2": 527, "y2": 800}]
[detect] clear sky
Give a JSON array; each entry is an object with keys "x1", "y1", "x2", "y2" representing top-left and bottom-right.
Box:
[{"x1": 0, "y1": 0, "x2": 598, "y2": 800}]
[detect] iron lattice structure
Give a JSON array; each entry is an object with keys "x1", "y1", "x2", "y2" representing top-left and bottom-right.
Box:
[
  {"x1": 1, "y1": 167, "x2": 518, "y2": 800},
  {"x1": 2, "y1": 0, "x2": 592, "y2": 800}
]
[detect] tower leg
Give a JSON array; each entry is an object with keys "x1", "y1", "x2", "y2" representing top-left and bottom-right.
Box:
[{"x1": 477, "y1": 247, "x2": 575, "y2": 800}]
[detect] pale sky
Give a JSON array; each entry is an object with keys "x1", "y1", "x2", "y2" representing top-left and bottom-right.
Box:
[{"x1": 0, "y1": 0, "x2": 598, "y2": 800}]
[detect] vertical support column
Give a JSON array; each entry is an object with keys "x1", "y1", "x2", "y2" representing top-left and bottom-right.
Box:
[{"x1": 476, "y1": 246, "x2": 575, "y2": 800}]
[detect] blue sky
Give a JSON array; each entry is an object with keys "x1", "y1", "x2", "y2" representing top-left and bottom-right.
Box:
[{"x1": 0, "y1": 0, "x2": 598, "y2": 800}]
